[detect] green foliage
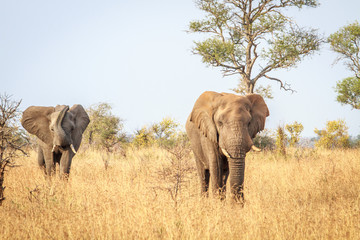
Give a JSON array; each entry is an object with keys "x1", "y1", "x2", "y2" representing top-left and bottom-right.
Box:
[
  {"x1": 189, "y1": 0, "x2": 322, "y2": 95},
  {"x1": 132, "y1": 126, "x2": 155, "y2": 148},
  {"x1": 84, "y1": 103, "x2": 126, "y2": 151},
  {"x1": 152, "y1": 117, "x2": 181, "y2": 147},
  {"x1": 232, "y1": 84, "x2": 274, "y2": 99},
  {"x1": 194, "y1": 38, "x2": 236, "y2": 66},
  {"x1": 266, "y1": 28, "x2": 321, "y2": 69},
  {"x1": 132, "y1": 117, "x2": 185, "y2": 148},
  {"x1": 328, "y1": 21, "x2": 360, "y2": 78},
  {"x1": 285, "y1": 121, "x2": 304, "y2": 147},
  {"x1": 334, "y1": 77, "x2": 360, "y2": 109},
  {"x1": 329, "y1": 21, "x2": 360, "y2": 109},
  {"x1": 349, "y1": 135, "x2": 360, "y2": 148},
  {"x1": 314, "y1": 120, "x2": 350, "y2": 149},
  {"x1": 253, "y1": 129, "x2": 275, "y2": 150}
]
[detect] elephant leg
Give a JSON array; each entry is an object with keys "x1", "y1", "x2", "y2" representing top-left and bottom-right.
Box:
[
  {"x1": 222, "y1": 165, "x2": 229, "y2": 199},
  {"x1": 209, "y1": 161, "x2": 224, "y2": 198},
  {"x1": 195, "y1": 157, "x2": 210, "y2": 197},
  {"x1": 42, "y1": 149, "x2": 55, "y2": 176},
  {"x1": 37, "y1": 146, "x2": 46, "y2": 174},
  {"x1": 59, "y1": 150, "x2": 74, "y2": 179},
  {"x1": 202, "y1": 169, "x2": 210, "y2": 196}
]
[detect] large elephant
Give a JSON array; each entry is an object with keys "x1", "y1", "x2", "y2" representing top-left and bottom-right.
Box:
[
  {"x1": 186, "y1": 91, "x2": 269, "y2": 202},
  {"x1": 21, "y1": 104, "x2": 90, "y2": 177}
]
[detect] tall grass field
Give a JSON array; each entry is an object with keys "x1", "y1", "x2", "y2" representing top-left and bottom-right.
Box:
[{"x1": 1, "y1": 146, "x2": 359, "y2": 239}]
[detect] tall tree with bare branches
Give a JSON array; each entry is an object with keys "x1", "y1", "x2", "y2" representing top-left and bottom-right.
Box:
[
  {"x1": 0, "y1": 94, "x2": 27, "y2": 205},
  {"x1": 189, "y1": 0, "x2": 322, "y2": 97}
]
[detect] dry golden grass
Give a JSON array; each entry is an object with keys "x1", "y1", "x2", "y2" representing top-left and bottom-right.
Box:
[{"x1": 1, "y1": 146, "x2": 359, "y2": 239}]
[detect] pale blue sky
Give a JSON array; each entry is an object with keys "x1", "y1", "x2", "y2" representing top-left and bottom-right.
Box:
[{"x1": 1, "y1": 0, "x2": 359, "y2": 137}]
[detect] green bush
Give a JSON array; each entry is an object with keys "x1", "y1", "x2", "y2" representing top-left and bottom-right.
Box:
[
  {"x1": 253, "y1": 129, "x2": 275, "y2": 150},
  {"x1": 285, "y1": 121, "x2": 304, "y2": 147},
  {"x1": 132, "y1": 117, "x2": 187, "y2": 149},
  {"x1": 314, "y1": 120, "x2": 350, "y2": 149},
  {"x1": 84, "y1": 103, "x2": 126, "y2": 151}
]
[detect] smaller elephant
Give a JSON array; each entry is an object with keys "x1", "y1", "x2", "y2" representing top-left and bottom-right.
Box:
[
  {"x1": 186, "y1": 91, "x2": 269, "y2": 202},
  {"x1": 21, "y1": 104, "x2": 90, "y2": 177}
]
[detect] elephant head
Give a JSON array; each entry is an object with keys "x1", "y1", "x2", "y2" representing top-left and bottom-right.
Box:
[
  {"x1": 189, "y1": 91, "x2": 269, "y2": 200},
  {"x1": 21, "y1": 104, "x2": 90, "y2": 154}
]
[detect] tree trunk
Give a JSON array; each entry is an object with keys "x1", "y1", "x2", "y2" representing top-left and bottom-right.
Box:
[
  {"x1": 240, "y1": 76, "x2": 255, "y2": 94},
  {"x1": 0, "y1": 162, "x2": 7, "y2": 206},
  {"x1": 249, "y1": 82, "x2": 254, "y2": 93}
]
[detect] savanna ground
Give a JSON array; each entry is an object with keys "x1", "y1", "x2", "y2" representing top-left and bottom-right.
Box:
[{"x1": 1, "y1": 146, "x2": 359, "y2": 239}]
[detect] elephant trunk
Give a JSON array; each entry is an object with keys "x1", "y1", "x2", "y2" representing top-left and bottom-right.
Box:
[
  {"x1": 56, "y1": 106, "x2": 69, "y2": 126},
  {"x1": 53, "y1": 106, "x2": 71, "y2": 148},
  {"x1": 221, "y1": 122, "x2": 253, "y2": 158},
  {"x1": 228, "y1": 155, "x2": 246, "y2": 202}
]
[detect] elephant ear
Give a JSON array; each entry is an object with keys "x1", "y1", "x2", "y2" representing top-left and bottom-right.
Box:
[
  {"x1": 190, "y1": 91, "x2": 221, "y2": 143},
  {"x1": 246, "y1": 94, "x2": 270, "y2": 138},
  {"x1": 21, "y1": 106, "x2": 55, "y2": 144},
  {"x1": 69, "y1": 104, "x2": 90, "y2": 134},
  {"x1": 68, "y1": 104, "x2": 90, "y2": 148}
]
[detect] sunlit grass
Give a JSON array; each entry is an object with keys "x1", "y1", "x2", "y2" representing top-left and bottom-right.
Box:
[{"x1": 0, "y1": 147, "x2": 359, "y2": 239}]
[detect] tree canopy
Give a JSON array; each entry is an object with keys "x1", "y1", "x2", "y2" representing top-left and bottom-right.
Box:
[
  {"x1": 334, "y1": 77, "x2": 360, "y2": 109},
  {"x1": 189, "y1": 0, "x2": 322, "y2": 97},
  {"x1": 84, "y1": 103, "x2": 126, "y2": 151},
  {"x1": 285, "y1": 121, "x2": 304, "y2": 147},
  {"x1": 132, "y1": 117, "x2": 185, "y2": 148},
  {"x1": 314, "y1": 120, "x2": 350, "y2": 149},
  {"x1": 328, "y1": 21, "x2": 360, "y2": 109}
]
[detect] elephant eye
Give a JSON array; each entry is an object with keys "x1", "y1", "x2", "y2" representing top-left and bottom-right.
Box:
[
  {"x1": 218, "y1": 120, "x2": 223, "y2": 126},
  {"x1": 50, "y1": 127, "x2": 54, "y2": 132}
]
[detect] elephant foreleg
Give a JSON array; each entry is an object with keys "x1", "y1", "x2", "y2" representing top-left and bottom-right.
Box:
[
  {"x1": 209, "y1": 162, "x2": 224, "y2": 199},
  {"x1": 42, "y1": 149, "x2": 55, "y2": 176},
  {"x1": 59, "y1": 150, "x2": 74, "y2": 179},
  {"x1": 202, "y1": 169, "x2": 210, "y2": 196},
  {"x1": 37, "y1": 146, "x2": 46, "y2": 174},
  {"x1": 194, "y1": 158, "x2": 209, "y2": 197},
  {"x1": 221, "y1": 159, "x2": 229, "y2": 198}
]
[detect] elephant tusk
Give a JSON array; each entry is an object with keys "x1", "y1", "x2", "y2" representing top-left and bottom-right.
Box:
[
  {"x1": 70, "y1": 144, "x2": 77, "y2": 154},
  {"x1": 221, "y1": 148, "x2": 231, "y2": 158},
  {"x1": 251, "y1": 145, "x2": 262, "y2": 152},
  {"x1": 51, "y1": 145, "x2": 56, "y2": 152}
]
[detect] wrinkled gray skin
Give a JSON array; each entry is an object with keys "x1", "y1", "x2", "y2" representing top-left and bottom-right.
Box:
[
  {"x1": 186, "y1": 91, "x2": 269, "y2": 202},
  {"x1": 21, "y1": 105, "x2": 90, "y2": 177}
]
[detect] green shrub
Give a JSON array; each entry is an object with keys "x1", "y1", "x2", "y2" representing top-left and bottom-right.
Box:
[
  {"x1": 314, "y1": 120, "x2": 350, "y2": 149},
  {"x1": 285, "y1": 121, "x2": 304, "y2": 147}
]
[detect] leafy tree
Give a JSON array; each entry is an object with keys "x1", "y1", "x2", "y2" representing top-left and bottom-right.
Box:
[
  {"x1": 328, "y1": 21, "x2": 360, "y2": 109},
  {"x1": 132, "y1": 118, "x2": 185, "y2": 148},
  {"x1": 349, "y1": 135, "x2": 360, "y2": 148},
  {"x1": 132, "y1": 126, "x2": 155, "y2": 148},
  {"x1": 334, "y1": 76, "x2": 360, "y2": 110},
  {"x1": 84, "y1": 103, "x2": 126, "y2": 151},
  {"x1": 285, "y1": 121, "x2": 304, "y2": 147},
  {"x1": 189, "y1": 0, "x2": 322, "y2": 96},
  {"x1": 314, "y1": 120, "x2": 350, "y2": 149},
  {"x1": 252, "y1": 129, "x2": 275, "y2": 150},
  {"x1": 0, "y1": 94, "x2": 27, "y2": 205},
  {"x1": 328, "y1": 21, "x2": 360, "y2": 79},
  {"x1": 152, "y1": 117, "x2": 181, "y2": 147}
]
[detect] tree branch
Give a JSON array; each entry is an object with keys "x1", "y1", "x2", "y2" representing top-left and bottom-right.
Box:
[{"x1": 264, "y1": 74, "x2": 296, "y2": 93}]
